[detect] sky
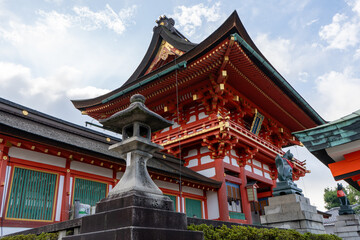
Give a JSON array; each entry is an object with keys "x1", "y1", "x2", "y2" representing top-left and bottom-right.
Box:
[{"x1": 1, "y1": 0, "x2": 360, "y2": 211}]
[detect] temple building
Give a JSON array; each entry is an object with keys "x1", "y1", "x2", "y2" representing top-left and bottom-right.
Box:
[
  {"x1": 0, "y1": 98, "x2": 220, "y2": 235},
  {"x1": 72, "y1": 11, "x2": 325, "y2": 224},
  {"x1": 294, "y1": 110, "x2": 360, "y2": 191},
  {"x1": 0, "y1": 11, "x2": 327, "y2": 235}
]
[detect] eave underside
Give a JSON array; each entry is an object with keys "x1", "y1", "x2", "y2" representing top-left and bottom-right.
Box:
[
  {"x1": 310, "y1": 149, "x2": 360, "y2": 191},
  {"x1": 83, "y1": 36, "x2": 321, "y2": 133}
]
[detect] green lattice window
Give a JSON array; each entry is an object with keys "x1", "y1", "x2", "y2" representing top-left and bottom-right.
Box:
[
  {"x1": 73, "y1": 178, "x2": 107, "y2": 206},
  {"x1": 6, "y1": 167, "x2": 58, "y2": 221},
  {"x1": 185, "y1": 198, "x2": 202, "y2": 218}
]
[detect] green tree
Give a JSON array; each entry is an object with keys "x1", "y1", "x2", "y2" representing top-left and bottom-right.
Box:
[
  {"x1": 324, "y1": 185, "x2": 360, "y2": 210},
  {"x1": 324, "y1": 187, "x2": 340, "y2": 210},
  {"x1": 345, "y1": 185, "x2": 360, "y2": 203}
]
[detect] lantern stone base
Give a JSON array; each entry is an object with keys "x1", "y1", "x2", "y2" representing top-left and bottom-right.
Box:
[
  {"x1": 334, "y1": 214, "x2": 360, "y2": 239},
  {"x1": 260, "y1": 194, "x2": 325, "y2": 234},
  {"x1": 63, "y1": 190, "x2": 203, "y2": 240}
]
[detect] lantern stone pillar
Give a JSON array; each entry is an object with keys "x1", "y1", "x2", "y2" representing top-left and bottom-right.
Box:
[{"x1": 63, "y1": 94, "x2": 203, "y2": 240}]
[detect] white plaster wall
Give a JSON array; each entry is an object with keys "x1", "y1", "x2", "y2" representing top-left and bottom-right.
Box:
[
  {"x1": 70, "y1": 161, "x2": 112, "y2": 178},
  {"x1": 182, "y1": 186, "x2": 203, "y2": 196},
  {"x1": 202, "y1": 201, "x2": 205, "y2": 218},
  {"x1": 184, "y1": 149, "x2": 197, "y2": 158},
  {"x1": 200, "y1": 155, "x2": 213, "y2": 164},
  {"x1": 187, "y1": 115, "x2": 196, "y2": 123},
  {"x1": 223, "y1": 156, "x2": 230, "y2": 164},
  {"x1": 0, "y1": 166, "x2": 11, "y2": 217},
  {"x1": 69, "y1": 177, "x2": 73, "y2": 205},
  {"x1": 231, "y1": 158, "x2": 239, "y2": 167},
  {"x1": 252, "y1": 159, "x2": 262, "y2": 168},
  {"x1": 182, "y1": 197, "x2": 185, "y2": 213},
  {"x1": 177, "y1": 196, "x2": 180, "y2": 212},
  {"x1": 206, "y1": 191, "x2": 220, "y2": 219},
  {"x1": 197, "y1": 168, "x2": 216, "y2": 178},
  {"x1": 231, "y1": 149, "x2": 238, "y2": 157},
  {"x1": 245, "y1": 165, "x2": 252, "y2": 172},
  {"x1": 55, "y1": 175, "x2": 64, "y2": 221},
  {"x1": 187, "y1": 159, "x2": 198, "y2": 167},
  {"x1": 253, "y1": 168, "x2": 263, "y2": 176},
  {"x1": 198, "y1": 112, "x2": 208, "y2": 119},
  {"x1": 200, "y1": 146, "x2": 210, "y2": 154},
  {"x1": 9, "y1": 147, "x2": 66, "y2": 168},
  {"x1": 263, "y1": 164, "x2": 270, "y2": 171},
  {"x1": 264, "y1": 172, "x2": 271, "y2": 180},
  {"x1": 154, "y1": 180, "x2": 179, "y2": 191}
]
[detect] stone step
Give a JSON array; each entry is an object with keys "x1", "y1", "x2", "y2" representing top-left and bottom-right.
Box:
[
  {"x1": 63, "y1": 226, "x2": 204, "y2": 240},
  {"x1": 264, "y1": 201, "x2": 317, "y2": 214},
  {"x1": 268, "y1": 194, "x2": 310, "y2": 206},
  {"x1": 261, "y1": 209, "x2": 323, "y2": 224},
  {"x1": 80, "y1": 206, "x2": 187, "y2": 234}
]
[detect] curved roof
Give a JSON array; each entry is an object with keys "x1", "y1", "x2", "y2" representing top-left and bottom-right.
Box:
[{"x1": 72, "y1": 11, "x2": 324, "y2": 127}]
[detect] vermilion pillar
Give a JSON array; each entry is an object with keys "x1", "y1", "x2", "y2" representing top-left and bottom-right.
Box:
[
  {"x1": 0, "y1": 143, "x2": 10, "y2": 221},
  {"x1": 214, "y1": 157, "x2": 229, "y2": 221},
  {"x1": 240, "y1": 166, "x2": 252, "y2": 224}
]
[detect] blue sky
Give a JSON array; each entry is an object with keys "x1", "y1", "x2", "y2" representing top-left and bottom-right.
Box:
[{"x1": 1, "y1": 0, "x2": 360, "y2": 210}]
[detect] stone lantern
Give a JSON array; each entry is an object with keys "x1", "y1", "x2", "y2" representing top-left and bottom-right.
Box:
[
  {"x1": 64, "y1": 94, "x2": 203, "y2": 240},
  {"x1": 100, "y1": 94, "x2": 172, "y2": 197}
]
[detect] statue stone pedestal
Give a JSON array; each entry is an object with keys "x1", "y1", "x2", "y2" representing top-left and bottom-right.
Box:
[
  {"x1": 272, "y1": 181, "x2": 303, "y2": 196},
  {"x1": 334, "y1": 214, "x2": 360, "y2": 239},
  {"x1": 260, "y1": 194, "x2": 326, "y2": 234}
]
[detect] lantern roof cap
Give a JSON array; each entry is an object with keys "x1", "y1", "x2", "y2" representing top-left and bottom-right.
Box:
[{"x1": 100, "y1": 94, "x2": 172, "y2": 133}]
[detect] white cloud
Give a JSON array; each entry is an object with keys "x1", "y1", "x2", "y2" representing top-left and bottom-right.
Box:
[
  {"x1": 171, "y1": 2, "x2": 221, "y2": 36},
  {"x1": 315, "y1": 67, "x2": 360, "y2": 120},
  {"x1": 355, "y1": 48, "x2": 360, "y2": 59},
  {"x1": 0, "y1": 62, "x2": 31, "y2": 87},
  {"x1": 44, "y1": 0, "x2": 63, "y2": 5},
  {"x1": 319, "y1": 13, "x2": 360, "y2": 50},
  {"x1": 0, "y1": 61, "x2": 109, "y2": 103},
  {"x1": 0, "y1": 10, "x2": 70, "y2": 46},
  {"x1": 319, "y1": 0, "x2": 360, "y2": 51},
  {"x1": 67, "y1": 86, "x2": 110, "y2": 100},
  {"x1": 346, "y1": 0, "x2": 360, "y2": 16},
  {"x1": 298, "y1": 72, "x2": 309, "y2": 83},
  {"x1": 306, "y1": 18, "x2": 319, "y2": 26},
  {"x1": 0, "y1": 4, "x2": 136, "y2": 89},
  {"x1": 73, "y1": 4, "x2": 137, "y2": 34},
  {"x1": 0, "y1": 4, "x2": 137, "y2": 46},
  {"x1": 254, "y1": 33, "x2": 294, "y2": 75}
]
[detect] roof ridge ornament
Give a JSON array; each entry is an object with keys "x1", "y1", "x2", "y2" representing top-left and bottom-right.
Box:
[
  {"x1": 154, "y1": 15, "x2": 189, "y2": 41},
  {"x1": 155, "y1": 15, "x2": 175, "y2": 29}
]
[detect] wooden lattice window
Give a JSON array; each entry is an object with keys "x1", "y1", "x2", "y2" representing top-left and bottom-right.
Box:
[
  {"x1": 185, "y1": 198, "x2": 202, "y2": 218},
  {"x1": 6, "y1": 167, "x2": 58, "y2": 221},
  {"x1": 73, "y1": 178, "x2": 107, "y2": 206},
  {"x1": 226, "y1": 182, "x2": 242, "y2": 213}
]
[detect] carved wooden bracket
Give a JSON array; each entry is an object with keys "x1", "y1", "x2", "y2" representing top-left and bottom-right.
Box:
[{"x1": 236, "y1": 146, "x2": 259, "y2": 167}]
